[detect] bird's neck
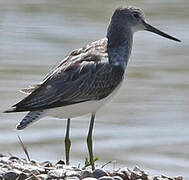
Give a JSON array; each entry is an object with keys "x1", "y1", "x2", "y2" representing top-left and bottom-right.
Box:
[{"x1": 107, "y1": 26, "x2": 133, "y2": 70}]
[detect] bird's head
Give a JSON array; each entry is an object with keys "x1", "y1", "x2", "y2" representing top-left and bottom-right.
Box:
[{"x1": 108, "y1": 6, "x2": 181, "y2": 42}]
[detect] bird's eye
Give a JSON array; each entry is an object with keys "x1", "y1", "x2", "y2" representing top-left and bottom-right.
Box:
[{"x1": 133, "y1": 13, "x2": 140, "y2": 18}]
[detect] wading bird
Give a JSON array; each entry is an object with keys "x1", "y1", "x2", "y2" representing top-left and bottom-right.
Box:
[{"x1": 4, "y1": 6, "x2": 180, "y2": 169}]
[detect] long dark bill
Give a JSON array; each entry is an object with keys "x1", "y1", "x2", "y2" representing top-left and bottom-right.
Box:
[{"x1": 143, "y1": 21, "x2": 181, "y2": 42}]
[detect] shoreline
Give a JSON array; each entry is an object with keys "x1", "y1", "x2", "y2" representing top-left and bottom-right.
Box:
[{"x1": 0, "y1": 154, "x2": 184, "y2": 180}]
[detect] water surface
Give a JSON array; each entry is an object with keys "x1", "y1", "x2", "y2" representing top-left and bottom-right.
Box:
[{"x1": 0, "y1": 0, "x2": 189, "y2": 177}]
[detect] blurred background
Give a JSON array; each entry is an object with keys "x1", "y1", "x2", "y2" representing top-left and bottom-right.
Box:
[{"x1": 0, "y1": 0, "x2": 189, "y2": 177}]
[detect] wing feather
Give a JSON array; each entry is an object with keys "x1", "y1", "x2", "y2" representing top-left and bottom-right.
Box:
[{"x1": 9, "y1": 38, "x2": 124, "y2": 112}]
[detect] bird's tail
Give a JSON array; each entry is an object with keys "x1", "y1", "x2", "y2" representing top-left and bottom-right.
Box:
[
  {"x1": 4, "y1": 107, "x2": 17, "y2": 113},
  {"x1": 16, "y1": 110, "x2": 47, "y2": 130}
]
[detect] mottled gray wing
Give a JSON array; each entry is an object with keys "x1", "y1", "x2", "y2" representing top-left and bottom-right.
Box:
[
  {"x1": 43, "y1": 38, "x2": 108, "y2": 81},
  {"x1": 12, "y1": 59, "x2": 124, "y2": 112},
  {"x1": 19, "y1": 38, "x2": 108, "y2": 95}
]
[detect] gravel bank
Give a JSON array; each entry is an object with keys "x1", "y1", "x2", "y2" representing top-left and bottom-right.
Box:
[{"x1": 0, "y1": 155, "x2": 184, "y2": 180}]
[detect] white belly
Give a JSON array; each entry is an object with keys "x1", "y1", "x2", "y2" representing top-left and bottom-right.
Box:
[{"x1": 47, "y1": 81, "x2": 123, "y2": 119}]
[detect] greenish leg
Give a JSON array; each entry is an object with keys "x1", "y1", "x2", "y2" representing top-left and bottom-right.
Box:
[
  {"x1": 65, "y1": 118, "x2": 71, "y2": 165},
  {"x1": 87, "y1": 113, "x2": 95, "y2": 170}
]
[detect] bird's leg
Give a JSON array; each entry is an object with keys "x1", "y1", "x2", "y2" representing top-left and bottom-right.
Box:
[
  {"x1": 87, "y1": 113, "x2": 95, "y2": 170},
  {"x1": 65, "y1": 118, "x2": 71, "y2": 165}
]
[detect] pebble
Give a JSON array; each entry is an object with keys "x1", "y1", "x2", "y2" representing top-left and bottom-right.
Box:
[
  {"x1": 0, "y1": 157, "x2": 9, "y2": 164},
  {"x1": 37, "y1": 174, "x2": 49, "y2": 180},
  {"x1": 93, "y1": 169, "x2": 109, "y2": 179},
  {"x1": 113, "y1": 176, "x2": 123, "y2": 180},
  {"x1": 25, "y1": 176, "x2": 36, "y2": 180},
  {"x1": 17, "y1": 173, "x2": 28, "y2": 180},
  {"x1": 67, "y1": 172, "x2": 81, "y2": 179},
  {"x1": 66, "y1": 176, "x2": 80, "y2": 180},
  {"x1": 0, "y1": 155, "x2": 184, "y2": 180},
  {"x1": 9, "y1": 156, "x2": 20, "y2": 161},
  {"x1": 83, "y1": 177, "x2": 98, "y2": 180},
  {"x1": 82, "y1": 170, "x2": 93, "y2": 178},
  {"x1": 48, "y1": 168, "x2": 66, "y2": 178},
  {"x1": 41, "y1": 161, "x2": 53, "y2": 167},
  {"x1": 99, "y1": 176, "x2": 114, "y2": 180},
  {"x1": 3, "y1": 171, "x2": 19, "y2": 180}
]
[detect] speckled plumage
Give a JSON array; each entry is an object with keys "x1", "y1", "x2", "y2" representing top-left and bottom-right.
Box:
[{"x1": 10, "y1": 38, "x2": 124, "y2": 112}]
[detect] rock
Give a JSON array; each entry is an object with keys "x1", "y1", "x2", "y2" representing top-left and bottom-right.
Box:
[
  {"x1": 174, "y1": 177, "x2": 183, "y2": 180},
  {"x1": 0, "y1": 168, "x2": 8, "y2": 174},
  {"x1": 66, "y1": 177, "x2": 80, "y2": 180},
  {"x1": 0, "y1": 175, "x2": 3, "y2": 180},
  {"x1": 66, "y1": 170, "x2": 81, "y2": 179},
  {"x1": 9, "y1": 156, "x2": 20, "y2": 161},
  {"x1": 112, "y1": 172, "x2": 127, "y2": 180},
  {"x1": 83, "y1": 178, "x2": 98, "y2": 180},
  {"x1": 22, "y1": 164, "x2": 45, "y2": 174},
  {"x1": 30, "y1": 169, "x2": 40, "y2": 176},
  {"x1": 56, "y1": 160, "x2": 65, "y2": 165},
  {"x1": 3, "y1": 171, "x2": 19, "y2": 180},
  {"x1": 25, "y1": 176, "x2": 36, "y2": 180},
  {"x1": 37, "y1": 174, "x2": 49, "y2": 180},
  {"x1": 41, "y1": 161, "x2": 53, "y2": 167},
  {"x1": 113, "y1": 176, "x2": 123, "y2": 180},
  {"x1": 0, "y1": 157, "x2": 10, "y2": 164},
  {"x1": 68, "y1": 174, "x2": 82, "y2": 179},
  {"x1": 12, "y1": 169, "x2": 22, "y2": 175},
  {"x1": 48, "y1": 169, "x2": 66, "y2": 178},
  {"x1": 0, "y1": 156, "x2": 185, "y2": 180},
  {"x1": 81, "y1": 170, "x2": 93, "y2": 178},
  {"x1": 93, "y1": 169, "x2": 109, "y2": 179},
  {"x1": 17, "y1": 173, "x2": 28, "y2": 180},
  {"x1": 118, "y1": 168, "x2": 131, "y2": 179},
  {"x1": 99, "y1": 176, "x2": 114, "y2": 180}
]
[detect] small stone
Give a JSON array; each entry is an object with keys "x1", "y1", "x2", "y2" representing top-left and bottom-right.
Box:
[
  {"x1": 66, "y1": 170, "x2": 81, "y2": 179},
  {"x1": 23, "y1": 169, "x2": 40, "y2": 176},
  {"x1": 174, "y1": 177, "x2": 183, "y2": 180},
  {"x1": 17, "y1": 173, "x2": 28, "y2": 180},
  {"x1": 83, "y1": 178, "x2": 97, "y2": 180},
  {"x1": 41, "y1": 161, "x2": 53, "y2": 167},
  {"x1": 68, "y1": 174, "x2": 81, "y2": 179},
  {"x1": 23, "y1": 164, "x2": 46, "y2": 174},
  {"x1": 113, "y1": 176, "x2": 123, "y2": 180},
  {"x1": 93, "y1": 169, "x2": 109, "y2": 179},
  {"x1": 56, "y1": 164, "x2": 64, "y2": 169},
  {"x1": 9, "y1": 156, "x2": 20, "y2": 161},
  {"x1": 30, "y1": 160, "x2": 38, "y2": 164},
  {"x1": 12, "y1": 169, "x2": 22, "y2": 175},
  {"x1": 154, "y1": 177, "x2": 165, "y2": 180},
  {"x1": 0, "y1": 157, "x2": 10, "y2": 164},
  {"x1": 112, "y1": 172, "x2": 125, "y2": 180},
  {"x1": 0, "y1": 169, "x2": 7, "y2": 174},
  {"x1": 56, "y1": 160, "x2": 65, "y2": 165},
  {"x1": 141, "y1": 172, "x2": 149, "y2": 180},
  {"x1": 66, "y1": 177, "x2": 80, "y2": 180},
  {"x1": 37, "y1": 174, "x2": 49, "y2": 180},
  {"x1": 30, "y1": 169, "x2": 40, "y2": 175},
  {"x1": 3, "y1": 171, "x2": 19, "y2": 180},
  {"x1": 99, "y1": 176, "x2": 114, "y2": 180},
  {"x1": 25, "y1": 176, "x2": 36, "y2": 180},
  {"x1": 81, "y1": 170, "x2": 93, "y2": 178},
  {"x1": 48, "y1": 169, "x2": 66, "y2": 178},
  {"x1": 118, "y1": 168, "x2": 130, "y2": 179}
]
